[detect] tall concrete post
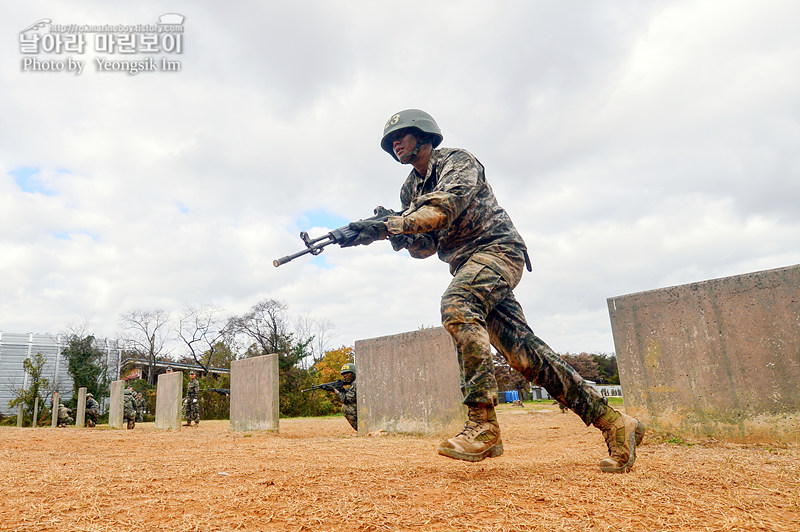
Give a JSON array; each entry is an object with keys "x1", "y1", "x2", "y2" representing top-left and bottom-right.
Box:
[
  {"x1": 608, "y1": 264, "x2": 800, "y2": 442},
  {"x1": 155, "y1": 371, "x2": 183, "y2": 430},
  {"x1": 17, "y1": 404, "x2": 23, "y2": 427},
  {"x1": 33, "y1": 396, "x2": 39, "y2": 428},
  {"x1": 76, "y1": 387, "x2": 87, "y2": 428},
  {"x1": 51, "y1": 392, "x2": 59, "y2": 428},
  {"x1": 356, "y1": 327, "x2": 466, "y2": 436},
  {"x1": 108, "y1": 380, "x2": 124, "y2": 429},
  {"x1": 230, "y1": 354, "x2": 279, "y2": 432}
]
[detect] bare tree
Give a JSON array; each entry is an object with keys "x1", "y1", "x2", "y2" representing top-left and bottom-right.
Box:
[
  {"x1": 178, "y1": 305, "x2": 226, "y2": 372},
  {"x1": 119, "y1": 309, "x2": 171, "y2": 385},
  {"x1": 294, "y1": 313, "x2": 334, "y2": 367},
  {"x1": 226, "y1": 299, "x2": 289, "y2": 356}
]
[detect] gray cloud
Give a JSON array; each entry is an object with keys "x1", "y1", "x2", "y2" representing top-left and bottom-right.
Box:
[{"x1": 1, "y1": 0, "x2": 798, "y2": 354}]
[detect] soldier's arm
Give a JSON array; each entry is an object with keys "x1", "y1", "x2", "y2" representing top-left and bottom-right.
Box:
[{"x1": 387, "y1": 151, "x2": 480, "y2": 236}]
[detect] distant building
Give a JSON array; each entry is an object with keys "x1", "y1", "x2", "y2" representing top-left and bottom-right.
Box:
[
  {"x1": 123, "y1": 359, "x2": 230, "y2": 383},
  {"x1": 0, "y1": 332, "x2": 124, "y2": 415}
]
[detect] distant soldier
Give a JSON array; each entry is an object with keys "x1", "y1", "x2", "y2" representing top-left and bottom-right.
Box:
[
  {"x1": 322, "y1": 363, "x2": 358, "y2": 431},
  {"x1": 56, "y1": 403, "x2": 73, "y2": 427},
  {"x1": 123, "y1": 387, "x2": 136, "y2": 429},
  {"x1": 85, "y1": 393, "x2": 101, "y2": 427},
  {"x1": 135, "y1": 393, "x2": 146, "y2": 422},
  {"x1": 184, "y1": 371, "x2": 200, "y2": 426}
]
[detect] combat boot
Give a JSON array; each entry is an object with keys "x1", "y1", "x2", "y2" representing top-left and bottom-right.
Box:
[
  {"x1": 592, "y1": 406, "x2": 646, "y2": 473},
  {"x1": 438, "y1": 404, "x2": 503, "y2": 462}
]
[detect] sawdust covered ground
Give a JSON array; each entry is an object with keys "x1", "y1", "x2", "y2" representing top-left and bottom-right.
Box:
[{"x1": 1, "y1": 403, "x2": 799, "y2": 532}]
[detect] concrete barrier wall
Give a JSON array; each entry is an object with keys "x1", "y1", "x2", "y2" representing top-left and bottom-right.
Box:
[
  {"x1": 155, "y1": 371, "x2": 183, "y2": 430},
  {"x1": 608, "y1": 264, "x2": 800, "y2": 442},
  {"x1": 356, "y1": 327, "x2": 466, "y2": 436},
  {"x1": 51, "y1": 391, "x2": 59, "y2": 428},
  {"x1": 108, "y1": 380, "x2": 124, "y2": 429},
  {"x1": 76, "y1": 387, "x2": 86, "y2": 428},
  {"x1": 230, "y1": 354, "x2": 279, "y2": 432}
]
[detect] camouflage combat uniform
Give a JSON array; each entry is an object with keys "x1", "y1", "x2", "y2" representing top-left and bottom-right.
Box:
[
  {"x1": 85, "y1": 395, "x2": 101, "y2": 427},
  {"x1": 135, "y1": 393, "x2": 146, "y2": 422},
  {"x1": 185, "y1": 378, "x2": 200, "y2": 424},
  {"x1": 57, "y1": 404, "x2": 73, "y2": 427},
  {"x1": 123, "y1": 389, "x2": 136, "y2": 428},
  {"x1": 332, "y1": 381, "x2": 358, "y2": 431},
  {"x1": 387, "y1": 147, "x2": 607, "y2": 426}
]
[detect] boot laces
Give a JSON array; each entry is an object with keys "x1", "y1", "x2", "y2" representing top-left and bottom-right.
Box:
[
  {"x1": 456, "y1": 419, "x2": 481, "y2": 439},
  {"x1": 456, "y1": 407, "x2": 487, "y2": 438}
]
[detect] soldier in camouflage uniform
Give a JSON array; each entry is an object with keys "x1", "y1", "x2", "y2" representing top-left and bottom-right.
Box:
[
  {"x1": 345, "y1": 109, "x2": 645, "y2": 472},
  {"x1": 322, "y1": 363, "x2": 358, "y2": 431},
  {"x1": 123, "y1": 387, "x2": 136, "y2": 429},
  {"x1": 56, "y1": 403, "x2": 73, "y2": 427},
  {"x1": 183, "y1": 371, "x2": 200, "y2": 426},
  {"x1": 135, "y1": 393, "x2": 146, "y2": 422},
  {"x1": 85, "y1": 392, "x2": 101, "y2": 427}
]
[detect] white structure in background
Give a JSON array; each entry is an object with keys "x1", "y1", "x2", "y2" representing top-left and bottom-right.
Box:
[{"x1": 0, "y1": 332, "x2": 124, "y2": 415}]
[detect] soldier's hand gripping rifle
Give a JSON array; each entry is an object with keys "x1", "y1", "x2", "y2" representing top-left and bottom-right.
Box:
[
  {"x1": 301, "y1": 379, "x2": 346, "y2": 393},
  {"x1": 273, "y1": 206, "x2": 405, "y2": 267}
]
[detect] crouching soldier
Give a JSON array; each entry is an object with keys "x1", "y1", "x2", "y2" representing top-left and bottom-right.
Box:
[
  {"x1": 85, "y1": 393, "x2": 101, "y2": 427},
  {"x1": 322, "y1": 363, "x2": 358, "y2": 431},
  {"x1": 57, "y1": 403, "x2": 73, "y2": 427},
  {"x1": 123, "y1": 387, "x2": 136, "y2": 429}
]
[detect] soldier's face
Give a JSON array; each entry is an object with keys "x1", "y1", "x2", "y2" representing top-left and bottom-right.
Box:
[
  {"x1": 343, "y1": 372, "x2": 355, "y2": 383},
  {"x1": 392, "y1": 131, "x2": 418, "y2": 164}
]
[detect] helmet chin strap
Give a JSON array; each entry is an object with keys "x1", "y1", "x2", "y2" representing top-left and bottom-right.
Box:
[{"x1": 398, "y1": 136, "x2": 421, "y2": 164}]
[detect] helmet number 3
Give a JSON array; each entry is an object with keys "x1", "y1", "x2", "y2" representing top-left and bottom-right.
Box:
[{"x1": 385, "y1": 113, "x2": 400, "y2": 130}]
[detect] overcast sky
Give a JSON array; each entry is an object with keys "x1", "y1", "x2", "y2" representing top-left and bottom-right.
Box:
[{"x1": 2, "y1": 1, "x2": 798, "y2": 358}]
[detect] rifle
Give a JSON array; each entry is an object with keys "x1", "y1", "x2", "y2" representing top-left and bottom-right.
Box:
[
  {"x1": 273, "y1": 206, "x2": 404, "y2": 267},
  {"x1": 301, "y1": 379, "x2": 345, "y2": 393},
  {"x1": 205, "y1": 388, "x2": 230, "y2": 396}
]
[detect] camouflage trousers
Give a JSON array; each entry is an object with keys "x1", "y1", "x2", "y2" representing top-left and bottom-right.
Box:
[
  {"x1": 184, "y1": 397, "x2": 200, "y2": 422},
  {"x1": 440, "y1": 249, "x2": 607, "y2": 426},
  {"x1": 342, "y1": 403, "x2": 358, "y2": 431}
]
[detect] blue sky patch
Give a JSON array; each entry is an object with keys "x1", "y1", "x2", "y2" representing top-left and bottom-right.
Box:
[
  {"x1": 53, "y1": 230, "x2": 99, "y2": 241},
  {"x1": 10, "y1": 166, "x2": 57, "y2": 196},
  {"x1": 298, "y1": 209, "x2": 349, "y2": 230}
]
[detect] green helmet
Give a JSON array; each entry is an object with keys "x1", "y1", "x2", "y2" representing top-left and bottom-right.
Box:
[
  {"x1": 381, "y1": 109, "x2": 443, "y2": 161},
  {"x1": 340, "y1": 363, "x2": 356, "y2": 376}
]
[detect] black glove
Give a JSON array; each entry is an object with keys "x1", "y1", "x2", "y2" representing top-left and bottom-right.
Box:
[
  {"x1": 389, "y1": 234, "x2": 412, "y2": 251},
  {"x1": 341, "y1": 219, "x2": 389, "y2": 247}
]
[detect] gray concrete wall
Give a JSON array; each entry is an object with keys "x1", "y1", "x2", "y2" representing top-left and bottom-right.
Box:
[
  {"x1": 608, "y1": 264, "x2": 800, "y2": 442},
  {"x1": 230, "y1": 354, "x2": 279, "y2": 432},
  {"x1": 356, "y1": 327, "x2": 466, "y2": 436},
  {"x1": 108, "y1": 380, "x2": 124, "y2": 429},
  {"x1": 155, "y1": 371, "x2": 183, "y2": 430},
  {"x1": 50, "y1": 392, "x2": 59, "y2": 428},
  {"x1": 76, "y1": 387, "x2": 86, "y2": 428}
]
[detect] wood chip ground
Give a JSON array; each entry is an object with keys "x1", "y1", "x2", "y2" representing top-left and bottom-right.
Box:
[{"x1": 1, "y1": 403, "x2": 798, "y2": 531}]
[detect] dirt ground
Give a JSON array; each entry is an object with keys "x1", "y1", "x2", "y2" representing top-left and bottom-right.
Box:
[{"x1": 1, "y1": 403, "x2": 798, "y2": 532}]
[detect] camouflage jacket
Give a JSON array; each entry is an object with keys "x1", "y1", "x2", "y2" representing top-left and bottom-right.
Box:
[
  {"x1": 85, "y1": 396, "x2": 101, "y2": 415},
  {"x1": 334, "y1": 381, "x2": 357, "y2": 406},
  {"x1": 57, "y1": 404, "x2": 72, "y2": 422},
  {"x1": 123, "y1": 391, "x2": 135, "y2": 413},
  {"x1": 187, "y1": 379, "x2": 200, "y2": 397},
  {"x1": 386, "y1": 147, "x2": 527, "y2": 279}
]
